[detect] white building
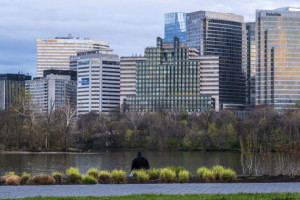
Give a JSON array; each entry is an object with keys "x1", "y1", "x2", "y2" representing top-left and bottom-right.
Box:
[
  {"x1": 26, "y1": 70, "x2": 77, "y2": 113},
  {"x1": 37, "y1": 34, "x2": 110, "y2": 77},
  {"x1": 72, "y1": 50, "x2": 120, "y2": 115}
]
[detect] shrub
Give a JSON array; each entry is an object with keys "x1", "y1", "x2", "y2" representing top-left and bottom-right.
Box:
[
  {"x1": 178, "y1": 170, "x2": 190, "y2": 183},
  {"x1": 202, "y1": 170, "x2": 216, "y2": 183},
  {"x1": 159, "y1": 168, "x2": 176, "y2": 183},
  {"x1": 81, "y1": 175, "x2": 98, "y2": 184},
  {"x1": 131, "y1": 170, "x2": 139, "y2": 178},
  {"x1": 168, "y1": 166, "x2": 185, "y2": 177},
  {"x1": 66, "y1": 167, "x2": 81, "y2": 184},
  {"x1": 21, "y1": 172, "x2": 31, "y2": 184},
  {"x1": 26, "y1": 174, "x2": 56, "y2": 185},
  {"x1": 212, "y1": 165, "x2": 225, "y2": 180},
  {"x1": 99, "y1": 171, "x2": 110, "y2": 181},
  {"x1": 5, "y1": 175, "x2": 21, "y2": 185},
  {"x1": 136, "y1": 170, "x2": 150, "y2": 183},
  {"x1": 110, "y1": 170, "x2": 126, "y2": 184},
  {"x1": 149, "y1": 168, "x2": 161, "y2": 180},
  {"x1": 87, "y1": 168, "x2": 100, "y2": 180},
  {"x1": 52, "y1": 172, "x2": 63, "y2": 182},
  {"x1": 220, "y1": 169, "x2": 236, "y2": 182},
  {"x1": 197, "y1": 167, "x2": 209, "y2": 180}
]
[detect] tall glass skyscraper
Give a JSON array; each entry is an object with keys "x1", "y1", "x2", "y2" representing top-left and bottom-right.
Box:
[
  {"x1": 256, "y1": 7, "x2": 300, "y2": 109},
  {"x1": 164, "y1": 12, "x2": 186, "y2": 43},
  {"x1": 186, "y1": 11, "x2": 247, "y2": 110}
]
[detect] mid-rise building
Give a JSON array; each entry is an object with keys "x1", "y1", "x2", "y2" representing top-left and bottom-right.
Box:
[
  {"x1": 26, "y1": 70, "x2": 77, "y2": 113},
  {"x1": 72, "y1": 50, "x2": 120, "y2": 115},
  {"x1": 0, "y1": 74, "x2": 31, "y2": 110},
  {"x1": 164, "y1": 12, "x2": 187, "y2": 43},
  {"x1": 120, "y1": 56, "x2": 146, "y2": 106},
  {"x1": 126, "y1": 37, "x2": 213, "y2": 113},
  {"x1": 37, "y1": 34, "x2": 111, "y2": 77},
  {"x1": 256, "y1": 7, "x2": 300, "y2": 109},
  {"x1": 246, "y1": 22, "x2": 256, "y2": 108},
  {"x1": 186, "y1": 11, "x2": 247, "y2": 110}
]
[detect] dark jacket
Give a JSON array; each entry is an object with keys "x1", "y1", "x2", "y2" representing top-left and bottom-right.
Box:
[{"x1": 131, "y1": 152, "x2": 150, "y2": 171}]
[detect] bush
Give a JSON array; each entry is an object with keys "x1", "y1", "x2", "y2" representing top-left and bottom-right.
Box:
[
  {"x1": 136, "y1": 170, "x2": 150, "y2": 183},
  {"x1": 148, "y1": 168, "x2": 161, "y2": 180},
  {"x1": 5, "y1": 175, "x2": 21, "y2": 185},
  {"x1": 220, "y1": 169, "x2": 236, "y2": 182},
  {"x1": 197, "y1": 167, "x2": 209, "y2": 180},
  {"x1": 99, "y1": 171, "x2": 110, "y2": 181},
  {"x1": 178, "y1": 170, "x2": 190, "y2": 183},
  {"x1": 110, "y1": 170, "x2": 126, "y2": 184},
  {"x1": 52, "y1": 172, "x2": 63, "y2": 182},
  {"x1": 87, "y1": 168, "x2": 100, "y2": 180},
  {"x1": 202, "y1": 170, "x2": 216, "y2": 183},
  {"x1": 168, "y1": 166, "x2": 185, "y2": 177},
  {"x1": 26, "y1": 174, "x2": 56, "y2": 185},
  {"x1": 21, "y1": 172, "x2": 31, "y2": 184},
  {"x1": 212, "y1": 165, "x2": 225, "y2": 180},
  {"x1": 66, "y1": 167, "x2": 81, "y2": 184},
  {"x1": 81, "y1": 175, "x2": 98, "y2": 184},
  {"x1": 159, "y1": 168, "x2": 176, "y2": 183}
]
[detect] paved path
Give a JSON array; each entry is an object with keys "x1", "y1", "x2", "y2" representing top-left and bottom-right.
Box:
[{"x1": 1, "y1": 183, "x2": 300, "y2": 199}]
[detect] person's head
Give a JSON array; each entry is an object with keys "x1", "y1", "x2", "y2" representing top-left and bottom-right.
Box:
[{"x1": 137, "y1": 152, "x2": 142, "y2": 157}]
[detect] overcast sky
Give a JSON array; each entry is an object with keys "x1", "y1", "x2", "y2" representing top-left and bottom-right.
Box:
[{"x1": 0, "y1": 0, "x2": 299, "y2": 77}]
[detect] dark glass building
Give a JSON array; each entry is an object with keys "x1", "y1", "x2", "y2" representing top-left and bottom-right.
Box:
[
  {"x1": 164, "y1": 12, "x2": 186, "y2": 43},
  {"x1": 186, "y1": 11, "x2": 247, "y2": 110},
  {"x1": 126, "y1": 37, "x2": 212, "y2": 113}
]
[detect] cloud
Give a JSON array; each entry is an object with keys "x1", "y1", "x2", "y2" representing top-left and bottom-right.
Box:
[{"x1": 0, "y1": 0, "x2": 299, "y2": 77}]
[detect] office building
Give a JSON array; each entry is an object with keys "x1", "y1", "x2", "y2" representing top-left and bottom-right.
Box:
[
  {"x1": 0, "y1": 74, "x2": 31, "y2": 110},
  {"x1": 164, "y1": 12, "x2": 187, "y2": 43},
  {"x1": 186, "y1": 11, "x2": 247, "y2": 110},
  {"x1": 37, "y1": 34, "x2": 111, "y2": 77},
  {"x1": 72, "y1": 50, "x2": 120, "y2": 115},
  {"x1": 126, "y1": 37, "x2": 213, "y2": 113},
  {"x1": 120, "y1": 56, "x2": 146, "y2": 106},
  {"x1": 26, "y1": 70, "x2": 77, "y2": 113},
  {"x1": 256, "y1": 7, "x2": 300, "y2": 109},
  {"x1": 246, "y1": 22, "x2": 256, "y2": 108}
]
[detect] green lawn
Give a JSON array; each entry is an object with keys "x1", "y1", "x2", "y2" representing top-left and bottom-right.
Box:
[{"x1": 2, "y1": 193, "x2": 300, "y2": 200}]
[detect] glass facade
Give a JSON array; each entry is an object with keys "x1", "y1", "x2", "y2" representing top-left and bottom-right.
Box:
[
  {"x1": 186, "y1": 11, "x2": 247, "y2": 109},
  {"x1": 256, "y1": 8, "x2": 300, "y2": 109},
  {"x1": 126, "y1": 37, "x2": 212, "y2": 113},
  {"x1": 164, "y1": 13, "x2": 186, "y2": 43}
]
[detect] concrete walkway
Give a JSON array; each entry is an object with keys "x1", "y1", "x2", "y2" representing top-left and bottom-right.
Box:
[{"x1": 1, "y1": 183, "x2": 300, "y2": 199}]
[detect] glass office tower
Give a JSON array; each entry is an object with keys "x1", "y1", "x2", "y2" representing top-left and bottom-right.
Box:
[
  {"x1": 256, "y1": 7, "x2": 300, "y2": 109},
  {"x1": 126, "y1": 37, "x2": 212, "y2": 113},
  {"x1": 164, "y1": 13, "x2": 186, "y2": 43},
  {"x1": 186, "y1": 11, "x2": 247, "y2": 110}
]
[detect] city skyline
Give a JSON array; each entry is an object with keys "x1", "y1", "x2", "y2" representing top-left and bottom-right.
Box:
[{"x1": 0, "y1": 0, "x2": 300, "y2": 77}]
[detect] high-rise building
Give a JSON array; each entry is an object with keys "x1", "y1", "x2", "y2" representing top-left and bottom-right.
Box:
[
  {"x1": 164, "y1": 12, "x2": 187, "y2": 43},
  {"x1": 186, "y1": 11, "x2": 247, "y2": 110},
  {"x1": 26, "y1": 70, "x2": 77, "y2": 113},
  {"x1": 256, "y1": 7, "x2": 300, "y2": 109},
  {"x1": 0, "y1": 74, "x2": 31, "y2": 110},
  {"x1": 71, "y1": 50, "x2": 120, "y2": 115},
  {"x1": 37, "y1": 34, "x2": 111, "y2": 77},
  {"x1": 126, "y1": 37, "x2": 214, "y2": 113},
  {"x1": 120, "y1": 56, "x2": 146, "y2": 106},
  {"x1": 246, "y1": 22, "x2": 256, "y2": 108}
]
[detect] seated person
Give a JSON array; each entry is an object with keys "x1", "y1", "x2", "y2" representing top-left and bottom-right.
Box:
[{"x1": 131, "y1": 152, "x2": 150, "y2": 171}]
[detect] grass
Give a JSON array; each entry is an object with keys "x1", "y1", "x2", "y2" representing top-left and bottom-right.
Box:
[
  {"x1": 99, "y1": 170, "x2": 110, "y2": 181},
  {"x1": 66, "y1": 167, "x2": 82, "y2": 184},
  {"x1": 81, "y1": 175, "x2": 98, "y2": 184},
  {"x1": 3, "y1": 193, "x2": 300, "y2": 200},
  {"x1": 159, "y1": 168, "x2": 176, "y2": 183},
  {"x1": 110, "y1": 170, "x2": 126, "y2": 184},
  {"x1": 87, "y1": 168, "x2": 100, "y2": 180}
]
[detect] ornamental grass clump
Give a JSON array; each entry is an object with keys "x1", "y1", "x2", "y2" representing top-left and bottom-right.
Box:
[
  {"x1": 99, "y1": 170, "x2": 110, "y2": 182},
  {"x1": 178, "y1": 170, "x2": 190, "y2": 183},
  {"x1": 66, "y1": 167, "x2": 82, "y2": 184},
  {"x1": 5, "y1": 171, "x2": 15, "y2": 176},
  {"x1": 81, "y1": 175, "x2": 98, "y2": 184},
  {"x1": 168, "y1": 166, "x2": 185, "y2": 177},
  {"x1": 87, "y1": 168, "x2": 100, "y2": 180},
  {"x1": 159, "y1": 168, "x2": 176, "y2": 183},
  {"x1": 21, "y1": 172, "x2": 31, "y2": 184},
  {"x1": 52, "y1": 172, "x2": 63, "y2": 182},
  {"x1": 110, "y1": 170, "x2": 126, "y2": 184},
  {"x1": 197, "y1": 167, "x2": 209, "y2": 181},
  {"x1": 220, "y1": 168, "x2": 236, "y2": 182},
  {"x1": 202, "y1": 170, "x2": 216, "y2": 183},
  {"x1": 148, "y1": 168, "x2": 161, "y2": 180},
  {"x1": 212, "y1": 165, "x2": 225, "y2": 180},
  {"x1": 26, "y1": 174, "x2": 56, "y2": 185},
  {"x1": 136, "y1": 170, "x2": 150, "y2": 183},
  {"x1": 5, "y1": 175, "x2": 21, "y2": 185}
]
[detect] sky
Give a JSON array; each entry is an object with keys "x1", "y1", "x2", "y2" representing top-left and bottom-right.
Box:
[{"x1": 0, "y1": 0, "x2": 300, "y2": 77}]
